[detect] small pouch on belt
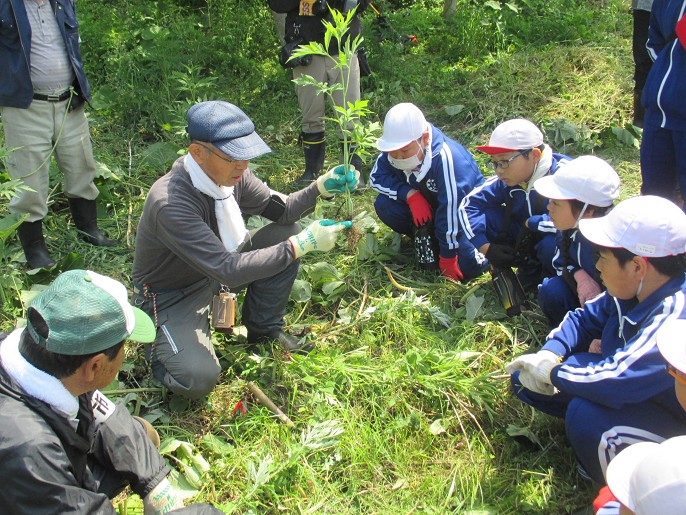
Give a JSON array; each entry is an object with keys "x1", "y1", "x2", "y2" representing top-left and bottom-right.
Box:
[{"x1": 211, "y1": 285, "x2": 236, "y2": 334}]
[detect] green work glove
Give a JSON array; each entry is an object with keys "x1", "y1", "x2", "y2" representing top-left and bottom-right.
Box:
[
  {"x1": 316, "y1": 165, "x2": 360, "y2": 196},
  {"x1": 289, "y1": 219, "x2": 353, "y2": 259}
]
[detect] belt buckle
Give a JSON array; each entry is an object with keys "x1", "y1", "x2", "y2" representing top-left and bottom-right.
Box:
[{"x1": 46, "y1": 94, "x2": 61, "y2": 102}]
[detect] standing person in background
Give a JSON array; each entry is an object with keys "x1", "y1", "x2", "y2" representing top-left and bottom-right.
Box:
[
  {"x1": 506, "y1": 196, "x2": 686, "y2": 485},
  {"x1": 268, "y1": 0, "x2": 370, "y2": 185},
  {"x1": 534, "y1": 156, "x2": 621, "y2": 328},
  {"x1": 459, "y1": 119, "x2": 571, "y2": 290},
  {"x1": 631, "y1": 0, "x2": 654, "y2": 127},
  {"x1": 639, "y1": 0, "x2": 686, "y2": 209},
  {"x1": 369, "y1": 102, "x2": 487, "y2": 282},
  {"x1": 0, "y1": 0, "x2": 118, "y2": 270}
]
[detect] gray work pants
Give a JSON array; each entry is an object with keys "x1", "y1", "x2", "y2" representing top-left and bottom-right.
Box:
[{"x1": 133, "y1": 222, "x2": 301, "y2": 399}]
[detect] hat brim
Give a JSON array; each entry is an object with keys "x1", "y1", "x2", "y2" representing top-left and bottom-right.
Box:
[
  {"x1": 606, "y1": 442, "x2": 658, "y2": 512},
  {"x1": 578, "y1": 217, "x2": 623, "y2": 249},
  {"x1": 656, "y1": 321, "x2": 686, "y2": 373},
  {"x1": 128, "y1": 306, "x2": 157, "y2": 343},
  {"x1": 376, "y1": 138, "x2": 414, "y2": 153},
  {"x1": 475, "y1": 145, "x2": 520, "y2": 155},
  {"x1": 215, "y1": 131, "x2": 271, "y2": 161},
  {"x1": 533, "y1": 176, "x2": 576, "y2": 200}
]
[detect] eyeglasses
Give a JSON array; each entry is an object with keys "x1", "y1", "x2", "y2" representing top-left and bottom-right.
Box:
[
  {"x1": 666, "y1": 362, "x2": 686, "y2": 385},
  {"x1": 198, "y1": 144, "x2": 238, "y2": 164},
  {"x1": 489, "y1": 149, "x2": 531, "y2": 170}
]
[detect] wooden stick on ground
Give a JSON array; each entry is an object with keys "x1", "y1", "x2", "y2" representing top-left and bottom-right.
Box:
[{"x1": 247, "y1": 382, "x2": 295, "y2": 427}]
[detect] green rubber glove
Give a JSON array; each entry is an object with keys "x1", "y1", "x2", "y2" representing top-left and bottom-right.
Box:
[
  {"x1": 316, "y1": 165, "x2": 360, "y2": 196},
  {"x1": 289, "y1": 219, "x2": 353, "y2": 259}
]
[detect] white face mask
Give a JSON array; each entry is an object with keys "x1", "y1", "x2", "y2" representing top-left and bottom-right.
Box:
[{"x1": 388, "y1": 143, "x2": 424, "y2": 171}]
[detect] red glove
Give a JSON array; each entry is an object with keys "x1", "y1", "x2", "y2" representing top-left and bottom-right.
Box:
[
  {"x1": 677, "y1": 14, "x2": 686, "y2": 50},
  {"x1": 593, "y1": 486, "x2": 618, "y2": 514},
  {"x1": 439, "y1": 255, "x2": 464, "y2": 282},
  {"x1": 406, "y1": 191, "x2": 433, "y2": 226}
]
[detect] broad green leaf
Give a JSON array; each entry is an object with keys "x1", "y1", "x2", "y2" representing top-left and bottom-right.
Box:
[
  {"x1": 611, "y1": 127, "x2": 640, "y2": 148},
  {"x1": 484, "y1": 1, "x2": 502, "y2": 10},
  {"x1": 0, "y1": 212, "x2": 27, "y2": 243},
  {"x1": 444, "y1": 104, "x2": 465, "y2": 116},
  {"x1": 200, "y1": 434, "x2": 235, "y2": 457},
  {"x1": 290, "y1": 278, "x2": 312, "y2": 303}
]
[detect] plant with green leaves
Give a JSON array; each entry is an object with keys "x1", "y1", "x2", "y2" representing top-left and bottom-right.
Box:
[{"x1": 289, "y1": 6, "x2": 380, "y2": 219}]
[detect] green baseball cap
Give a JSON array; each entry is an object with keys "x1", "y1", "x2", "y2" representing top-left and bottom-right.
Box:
[{"x1": 27, "y1": 270, "x2": 156, "y2": 355}]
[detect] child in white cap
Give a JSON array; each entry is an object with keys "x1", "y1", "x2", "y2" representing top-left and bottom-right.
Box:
[
  {"x1": 459, "y1": 118, "x2": 571, "y2": 290},
  {"x1": 534, "y1": 156, "x2": 621, "y2": 327},
  {"x1": 506, "y1": 195, "x2": 686, "y2": 485},
  {"x1": 593, "y1": 317, "x2": 686, "y2": 514},
  {"x1": 369, "y1": 102, "x2": 488, "y2": 281},
  {"x1": 603, "y1": 436, "x2": 686, "y2": 514}
]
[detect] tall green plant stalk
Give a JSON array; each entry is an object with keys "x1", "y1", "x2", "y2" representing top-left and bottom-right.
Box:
[{"x1": 290, "y1": 7, "x2": 380, "y2": 219}]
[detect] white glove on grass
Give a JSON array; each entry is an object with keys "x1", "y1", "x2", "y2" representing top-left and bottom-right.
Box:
[
  {"x1": 289, "y1": 219, "x2": 352, "y2": 259},
  {"x1": 506, "y1": 350, "x2": 560, "y2": 396}
]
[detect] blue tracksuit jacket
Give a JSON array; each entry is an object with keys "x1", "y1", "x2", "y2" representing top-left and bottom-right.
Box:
[
  {"x1": 458, "y1": 153, "x2": 570, "y2": 250},
  {"x1": 544, "y1": 275, "x2": 686, "y2": 409},
  {"x1": 369, "y1": 124, "x2": 484, "y2": 259},
  {"x1": 643, "y1": 0, "x2": 686, "y2": 130},
  {"x1": 538, "y1": 229, "x2": 603, "y2": 327}
]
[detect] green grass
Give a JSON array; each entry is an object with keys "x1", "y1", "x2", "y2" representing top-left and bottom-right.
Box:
[{"x1": 1, "y1": 0, "x2": 642, "y2": 512}]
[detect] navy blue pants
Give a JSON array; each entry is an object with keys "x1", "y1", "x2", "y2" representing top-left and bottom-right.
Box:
[
  {"x1": 640, "y1": 125, "x2": 686, "y2": 211},
  {"x1": 374, "y1": 194, "x2": 487, "y2": 280},
  {"x1": 511, "y1": 353, "x2": 686, "y2": 484},
  {"x1": 538, "y1": 275, "x2": 579, "y2": 328}
]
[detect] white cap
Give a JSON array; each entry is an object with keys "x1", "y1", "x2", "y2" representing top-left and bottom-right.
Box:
[
  {"x1": 656, "y1": 318, "x2": 686, "y2": 374},
  {"x1": 476, "y1": 118, "x2": 544, "y2": 155},
  {"x1": 579, "y1": 195, "x2": 686, "y2": 257},
  {"x1": 606, "y1": 436, "x2": 686, "y2": 514},
  {"x1": 376, "y1": 103, "x2": 428, "y2": 152},
  {"x1": 533, "y1": 156, "x2": 620, "y2": 207}
]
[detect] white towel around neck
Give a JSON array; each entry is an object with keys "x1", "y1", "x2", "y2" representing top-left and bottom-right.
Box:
[{"x1": 185, "y1": 153, "x2": 248, "y2": 252}]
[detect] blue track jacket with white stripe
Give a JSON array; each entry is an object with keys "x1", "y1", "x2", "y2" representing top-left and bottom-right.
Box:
[
  {"x1": 369, "y1": 124, "x2": 484, "y2": 258},
  {"x1": 551, "y1": 229, "x2": 601, "y2": 282},
  {"x1": 458, "y1": 153, "x2": 569, "y2": 251},
  {"x1": 543, "y1": 274, "x2": 686, "y2": 410},
  {"x1": 643, "y1": 0, "x2": 686, "y2": 130}
]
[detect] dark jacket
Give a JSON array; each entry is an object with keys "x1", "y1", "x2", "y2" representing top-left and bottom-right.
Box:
[
  {"x1": 0, "y1": 333, "x2": 169, "y2": 513},
  {"x1": 269, "y1": 0, "x2": 368, "y2": 54},
  {"x1": 0, "y1": 0, "x2": 90, "y2": 108}
]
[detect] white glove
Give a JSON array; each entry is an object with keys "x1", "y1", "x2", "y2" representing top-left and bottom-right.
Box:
[
  {"x1": 143, "y1": 477, "x2": 184, "y2": 515},
  {"x1": 506, "y1": 350, "x2": 560, "y2": 396},
  {"x1": 288, "y1": 219, "x2": 352, "y2": 259},
  {"x1": 574, "y1": 269, "x2": 602, "y2": 305}
]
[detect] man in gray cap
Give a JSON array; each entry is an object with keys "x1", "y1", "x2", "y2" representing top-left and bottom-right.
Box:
[{"x1": 132, "y1": 101, "x2": 357, "y2": 400}]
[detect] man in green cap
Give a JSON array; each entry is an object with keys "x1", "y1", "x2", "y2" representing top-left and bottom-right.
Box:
[{"x1": 0, "y1": 269, "x2": 221, "y2": 514}]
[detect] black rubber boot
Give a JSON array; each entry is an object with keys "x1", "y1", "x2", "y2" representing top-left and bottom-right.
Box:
[
  {"x1": 294, "y1": 131, "x2": 326, "y2": 185},
  {"x1": 340, "y1": 140, "x2": 366, "y2": 189},
  {"x1": 68, "y1": 198, "x2": 119, "y2": 247},
  {"x1": 17, "y1": 220, "x2": 57, "y2": 269}
]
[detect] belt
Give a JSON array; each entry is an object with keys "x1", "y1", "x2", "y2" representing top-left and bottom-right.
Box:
[{"x1": 33, "y1": 90, "x2": 72, "y2": 102}]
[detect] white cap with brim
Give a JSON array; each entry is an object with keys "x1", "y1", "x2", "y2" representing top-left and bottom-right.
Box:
[
  {"x1": 578, "y1": 195, "x2": 686, "y2": 257},
  {"x1": 656, "y1": 318, "x2": 686, "y2": 374},
  {"x1": 376, "y1": 102, "x2": 428, "y2": 152},
  {"x1": 476, "y1": 118, "x2": 544, "y2": 155},
  {"x1": 534, "y1": 155, "x2": 620, "y2": 207},
  {"x1": 606, "y1": 436, "x2": 686, "y2": 514}
]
